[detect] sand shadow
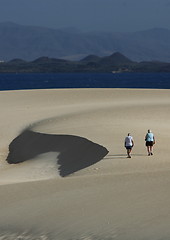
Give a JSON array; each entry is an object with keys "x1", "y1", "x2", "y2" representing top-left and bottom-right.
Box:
[
  {"x1": 6, "y1": 130, "x2": 109, "y2": 177},
  {"x1": 105, "y1": 153, "x2": 146, "y2": 160},
  {"x1": 104, "y1": 154, "x2": 127, "y2": 159}
]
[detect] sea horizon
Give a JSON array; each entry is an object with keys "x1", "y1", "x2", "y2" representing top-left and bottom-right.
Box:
[{"x1": 0, "y1": 72, "x2": 170, "y2": 91}]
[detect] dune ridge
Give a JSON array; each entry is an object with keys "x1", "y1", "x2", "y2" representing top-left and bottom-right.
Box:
[{"x1": 6, "y1": 129, "x2": 108, "y2": 177}]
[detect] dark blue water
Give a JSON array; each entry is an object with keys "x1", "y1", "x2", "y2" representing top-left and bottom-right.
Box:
[{"x1": 0, "y1": 72, "x2": 170, "y2": 90}]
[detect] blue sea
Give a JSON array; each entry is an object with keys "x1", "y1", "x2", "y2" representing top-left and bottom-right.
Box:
[{"x1": 0, "y1": 72, "x2": 170, "y2": 90}]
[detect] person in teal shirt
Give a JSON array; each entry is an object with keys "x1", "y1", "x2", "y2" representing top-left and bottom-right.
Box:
[{"x1": 145, "y1": 129, "x2": 155, "y2": 156}]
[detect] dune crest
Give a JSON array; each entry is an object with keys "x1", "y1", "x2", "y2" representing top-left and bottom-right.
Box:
[{"x1": 6, "y1": 129, "x2": 109, "y2": 177}]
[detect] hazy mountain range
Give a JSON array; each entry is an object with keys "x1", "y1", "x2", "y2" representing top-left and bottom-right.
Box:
[
  {"x1": 0, "y1": 22, "x2": 170, "y2": 62},
  {"x1": 1, "y1": 52, "x2": 170, "y2": 73}
]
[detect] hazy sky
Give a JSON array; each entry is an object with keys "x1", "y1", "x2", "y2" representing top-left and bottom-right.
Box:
[{"x1": 0, "y1": 0, "x2": 170, "y2": 32}]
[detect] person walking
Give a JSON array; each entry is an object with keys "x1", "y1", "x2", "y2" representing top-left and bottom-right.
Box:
[
  {"x1": 145, "y1": 129, "x2": 155, "y2": 156},
  {"x1": 124, "y1": 133, "x2": 134, "y2": 158}
]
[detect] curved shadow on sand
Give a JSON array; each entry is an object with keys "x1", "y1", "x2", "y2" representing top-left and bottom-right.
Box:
[
  {"x1": 6, "y1": 130, "x2": 109, "y2": 177},
  {"x1": 104, "y1": 154, "x2": 147, "y2": 160}
]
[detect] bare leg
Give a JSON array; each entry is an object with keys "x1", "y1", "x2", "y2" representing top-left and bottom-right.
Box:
[
  {"x1": 150, "y1": 146, "x2": 153, "y2": 155},
  {"x1": 127, "y1": 149, "x2": 132, "y2": 158},
  {"x1": 129, "y1": 148, "x2": 132, "y2": 155},
  {"x1": 127, "y1": 149, "x2": 129, "y2": 157},
  {"x1": 147, "y1": 146, "x2": 150, "y2": 155}
]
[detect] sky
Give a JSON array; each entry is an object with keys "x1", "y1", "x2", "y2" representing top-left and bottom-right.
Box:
[{"x1": 0, "y1": 0, "x2": 170, "y2": 32}]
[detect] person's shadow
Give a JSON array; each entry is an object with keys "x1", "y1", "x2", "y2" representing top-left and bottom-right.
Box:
[{"x1": 6, "y1": 130, "x2": 109, "y2": 177}]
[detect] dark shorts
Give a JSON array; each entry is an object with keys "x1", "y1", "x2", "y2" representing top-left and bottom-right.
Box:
[
  {"x1": 125, "y1": 146, "x2": 133, "y2": 149},
  {"x1": 146, "y1": 141, "x2": 154, "y2": 146}
]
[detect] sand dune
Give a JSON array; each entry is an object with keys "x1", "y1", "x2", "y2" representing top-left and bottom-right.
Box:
[{"x1": 0, "y1": 89, "x2": 170, "y2": 239}]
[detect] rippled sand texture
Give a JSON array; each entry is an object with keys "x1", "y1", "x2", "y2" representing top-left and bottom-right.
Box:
[{"x1": 0, "y1": 89, "x2": 170, "y2": 239}]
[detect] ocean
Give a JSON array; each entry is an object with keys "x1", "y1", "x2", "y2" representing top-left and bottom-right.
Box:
[{"x1": 0, "y1": 72, "x2": 170, "y2": 90}]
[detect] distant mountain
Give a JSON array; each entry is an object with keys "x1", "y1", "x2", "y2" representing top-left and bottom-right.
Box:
[
  {"x1": 31, "y1": 56, "x2": 68, "y2": 64},
  {"x1": 99, "y1": 52, "x2": 134, "y2": 65},
  {"x1": 8, "y1": 58, "x2": 27, "y2": 64},
  {"x1": 80, "y1": 55, "x2": 101, "y2": 62},
  {"x1": 1, "y1": 52, "x2": 170, "y2": 73},
  {"x1": 0, "y1": 22, "x2": 170, "y2": 62}
]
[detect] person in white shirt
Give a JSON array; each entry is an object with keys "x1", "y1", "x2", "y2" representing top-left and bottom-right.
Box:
[{"x1": 124, "y1": 133, "x2": 134, "y2": 158}]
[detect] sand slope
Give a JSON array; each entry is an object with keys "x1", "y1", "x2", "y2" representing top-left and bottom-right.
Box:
[{"x1": 0, "y1": 89, "x2": 170, "y2": 239}]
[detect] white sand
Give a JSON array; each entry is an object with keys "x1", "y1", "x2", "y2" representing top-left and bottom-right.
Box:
[{"x1": 0, "y1": 88, "x2": 170, "y2": 239}]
